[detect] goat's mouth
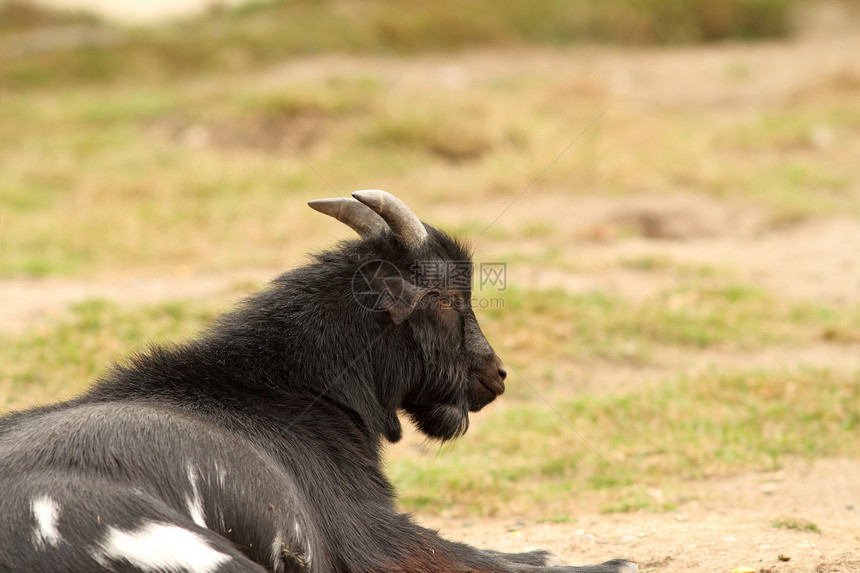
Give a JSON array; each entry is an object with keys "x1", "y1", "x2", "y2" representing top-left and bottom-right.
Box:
[
  {"x1": 478, "y1": 378, "x2": 504, "y2": 397},
  {"x1": 468, "y1": 369, "x2": 505, "y2": 412}
]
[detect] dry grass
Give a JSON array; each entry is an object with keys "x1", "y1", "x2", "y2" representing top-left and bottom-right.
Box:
[
  {"x1": 1, "y1": 0, "x2": 804, "y2": 88},
  {"x1": 3, "y1": 52, "x2": 859, "y2": 277}
]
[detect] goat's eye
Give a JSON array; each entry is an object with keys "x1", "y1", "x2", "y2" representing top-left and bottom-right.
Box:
[{"x1": 439, "y1": 296, "x2": 453, "y2": 309}]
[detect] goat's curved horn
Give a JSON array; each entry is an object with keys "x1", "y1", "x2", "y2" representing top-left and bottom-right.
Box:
[
  {"x1": 308, "y1": 197, "x2": 387, "y2": 238},
  {"x1": 351, "y1": 190, "x2": 428, "y2": 250}
]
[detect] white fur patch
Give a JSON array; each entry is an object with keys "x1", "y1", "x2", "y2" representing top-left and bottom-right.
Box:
[
  {"x1": 92, "y1": 522, "x2": 231, "y2": 573},
  {"x1": 186, "y1": 465, "x2": 206, "y2": 528},
  {"x1": 31, "y1": 496, "x2": 62, "y2": 548}
]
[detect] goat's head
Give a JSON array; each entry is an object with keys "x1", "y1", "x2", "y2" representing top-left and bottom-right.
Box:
[{"x1": 310, "y1": 190, "x2": 506, "y2": 441}]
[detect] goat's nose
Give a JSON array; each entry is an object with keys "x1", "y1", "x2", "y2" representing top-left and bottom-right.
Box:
[{"x1": 497, "y1": 365, "x2": 507, "y2": 381}]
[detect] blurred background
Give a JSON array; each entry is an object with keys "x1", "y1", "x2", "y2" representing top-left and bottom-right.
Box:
[{"x1": 2, "y1": 1, "x2": 859, "y2": 570}]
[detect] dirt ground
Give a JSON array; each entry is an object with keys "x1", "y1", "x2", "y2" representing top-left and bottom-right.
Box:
[
  {"x1": 3, "y1": 7, "x2": 860, "y2": 573},
  {"x1": 418, "y1": 458, "x2": 860, "y2": 572}
]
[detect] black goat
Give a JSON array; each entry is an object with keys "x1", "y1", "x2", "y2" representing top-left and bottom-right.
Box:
[{"x1": 0, "y1": 191, "x2": 637, "y2": 573}]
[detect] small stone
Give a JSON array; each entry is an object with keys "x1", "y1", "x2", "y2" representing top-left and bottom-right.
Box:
[
  {"x1": 618, "y1": 535, "x2": 638, "y2": 544},
  {"x1": 760, "y1": 482, "x2": 778, "y2": 495},
  {"x1": 809, "y1": 125, "x2": 835, "y2": 149},
  {"x1": 180, "y1": 125, "x2": 211, "y2": 149},
  {"x1": 582, "y1": 534, "x2": 596, "y2": 542},
  {"x1": 778, "y1": 554, "x2": 791, "y2": 562}
]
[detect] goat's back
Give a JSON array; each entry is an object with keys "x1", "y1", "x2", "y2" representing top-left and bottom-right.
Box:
[{"x1": 0, "y1": 403, "x2": 319, "y2": 572}]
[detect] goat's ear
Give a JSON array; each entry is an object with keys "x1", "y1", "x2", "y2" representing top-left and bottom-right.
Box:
[{"x1": 385, "y1": 279, "x2": 430, "y2": 324}]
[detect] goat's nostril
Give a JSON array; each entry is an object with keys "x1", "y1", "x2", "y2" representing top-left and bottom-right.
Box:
[{"x1": 497, "y1": 366, "x2": 507, "y2": 381}]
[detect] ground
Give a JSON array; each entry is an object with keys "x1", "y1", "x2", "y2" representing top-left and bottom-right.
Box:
[
  {"x1": 419, "y1": 458, "x2": 860, "y2": 572},
  {"x1": 2, "y1": 4, "x2": 859, "y2": 572}
]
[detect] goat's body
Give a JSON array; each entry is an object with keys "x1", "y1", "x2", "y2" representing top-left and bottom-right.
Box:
[
  {"x1": 0, "y1": 391, "x2": 562, "y2": 573},
  {"x1": 1, "y1": 351, "x2": 430, "y2": 573},
  {"x1": 0, "y1": 192, "x2": 637, "y2": 573}
]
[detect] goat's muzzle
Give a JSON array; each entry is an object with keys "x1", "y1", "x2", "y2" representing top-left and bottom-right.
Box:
[
  {"x1": 468, "y1": 354, "x2": 506, "y2": 411},
  {"x1": 480, "y1": 357, "x2": 506, "y2": 396}
]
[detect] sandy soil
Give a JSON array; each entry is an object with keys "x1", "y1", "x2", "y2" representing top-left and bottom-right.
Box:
[{"x1": 420, "y1": 459, "x2": 860, "y2": 572}]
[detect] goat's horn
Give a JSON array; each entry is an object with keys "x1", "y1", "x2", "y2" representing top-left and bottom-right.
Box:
[
  {"x1": 351, "y1": 190, "x2": 428, "y2": 250},
  {"x1": 308, "y1": 197, "x2": 388, "y2": 238}
]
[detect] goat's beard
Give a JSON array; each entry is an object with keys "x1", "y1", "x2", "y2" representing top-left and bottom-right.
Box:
[{"x1": 406, "y1": 403, "x2": 469, "y2": 442}]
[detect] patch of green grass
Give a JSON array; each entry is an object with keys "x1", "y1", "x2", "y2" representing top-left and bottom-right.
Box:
[
  {"x1": 707, "y1": 104, "x2": 860, "y2": 219},
  {"x1": 518, "y1": 221, "x2": 557, "y2": 239},
  {"x1": 537, "y1": 515, "x2": 575, "y2": 524},
  {"x1": 771, "y1": 517, "x2": 822, "y2": 533},
  {"x1": 0, "y1": 92, "x2": 327, "y2": 276},
  {"x1": 600, "y1": 492, "x2": 676, "y2": 514},
  {"x1": 726, "y1": 107, "x2": 860, "y2": 152},
  {"x1": 726, "y1": 160, "x2": 856, "y2": 222},
  {"x1": 388, "y1": 368, "x2": 860, "y2": 516},
  {"x1": 482, "y1": 286, "x2": 860, "y2": 375},
  {"x1": 618, "y1": 256, "x2": 718, "y2": 279},
  {"x1": 619, "y1": 255, "x2": 676, "y2": 272}
]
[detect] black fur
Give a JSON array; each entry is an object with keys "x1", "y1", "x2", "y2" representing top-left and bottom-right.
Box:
[{"x1": 0, "y1": 212, "x2": 636, "y2": 573}]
